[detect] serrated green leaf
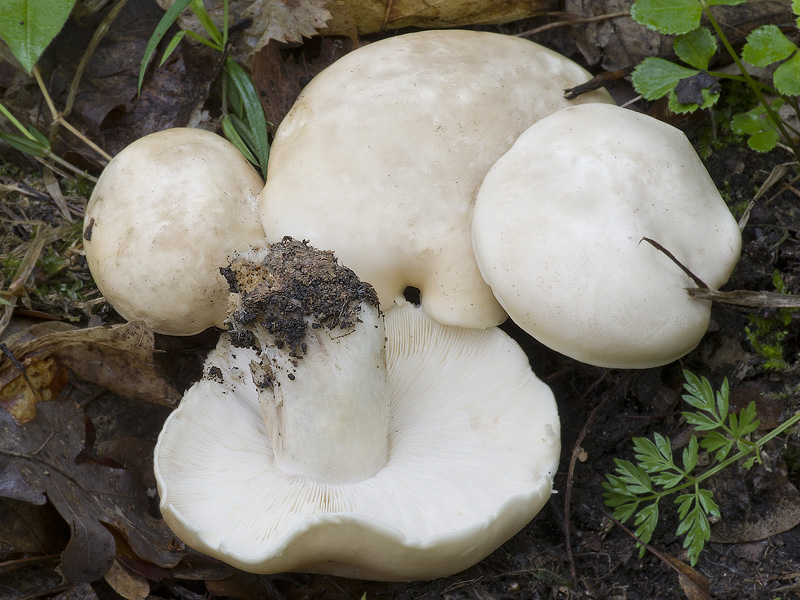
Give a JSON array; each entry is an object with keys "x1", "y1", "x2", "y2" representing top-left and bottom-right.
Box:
[
  {"x1": 652, "y1": 472, "x2": 685, "y2": 488},
  {"x1": 716, "y1": 379, "x2": 729, "y2": 418},
  {"x1": 674, "y1": 27, "x2": 717, "y2": 70},
  {"x1": 774, "y1": 53, "x2": 800, "y2": 96},
  {"x1": 632, "y1": 58, "x2": 699, "y2": 100},
  {"x1": 682, "y1": 435, "x2": 699, "y2": 473},
  {"x1": 743, "y1": 455, "x2": 758, "y2": 469},
  {"x1": 675, "y1": 493, "x2": 694, "y2": 519},
  {"x1": 684, "y1": 411, "x2": 719, "y2": 430},
  {"x1": 742, "y1": 25, "x2": 797, "y2": 67},
  {"x1": 613, "y1": 502, "x2": 640, "y2": 523},
  {"x1": 0, "y1": 0, "x2": 76, "y2": 73},
  {"x1": 630, "y1": 0, "x2": 703, "y2": 34},
  {"x1": 697, "y1": 489, "x2": 720, "y2": 517}
]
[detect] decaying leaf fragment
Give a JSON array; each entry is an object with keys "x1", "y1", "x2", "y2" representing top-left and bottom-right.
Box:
[
  {"x1": 0, "y1": 320, "x2": 180, "y2": 414},
  {"x1": 156, "y1": 0, "x2": 550, "y2": 63},
  {"x1": 0, "y1": 399, "x2": 188, "y2": 582},
  {"x1": 0, "y1": 356, "x2": 69, "y2": 425}
]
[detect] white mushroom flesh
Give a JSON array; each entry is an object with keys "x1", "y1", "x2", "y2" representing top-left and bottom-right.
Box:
[
  {"x1": 472, "y1": 103, "x2": 742, "y2": 368},
  {"x1": 259, "y1": 29, "x2": 614, "y2": 329},
  {"x1": 84, "y1": 127, "x2": 266, "y2": 336},
  {"x1": 155, "y1": 239, "x2": 560, "y2": 580}
]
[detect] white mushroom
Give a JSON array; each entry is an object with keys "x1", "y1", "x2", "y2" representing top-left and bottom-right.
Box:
[
  {"x1": 472, "y1": 103, "x2": 742, "y2": 369},
  {"x1": 259, "y1": 29, "x2": 614, "y2": 329},
  {"x1": 84, "y1": 128, "x2": 266, "y2": 336},
  {"x1": 154, "y1": 238, "x2": 560, "y2": 580}
]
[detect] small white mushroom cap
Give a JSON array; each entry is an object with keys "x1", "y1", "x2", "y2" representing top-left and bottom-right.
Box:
[
  {"x1": 259, "y1": 29, "x2": 614, "y2": 329},
  {"x1": 84, "y1": 128, "x2": 266, "y2": 336},
  {"x1": 154, "y1": 301, "x2": 560, "y2": 580},
  {"x1": 472, "y1": 103, "x2": 742, "y2": 369}
]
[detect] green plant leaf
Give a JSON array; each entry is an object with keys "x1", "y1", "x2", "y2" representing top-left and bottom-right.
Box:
[
  {"x1": 731, "y1": 106, "x2": 781, "y2": 152},
  {"x1": 222, "y1": 114, "x2": 258, "y2": 166},
  {"x1": 224, "y1": 57, "x2": 270, "y2": 177},
  {"x1": 0, "y1": 0, "x2": 76, "y2": 73},
  {"x1": 795, "y1": 0, "x2": 800, "y2": 25},
  {"x1": 632, "y1": 58, "x2": 699, "y2": 100},
  {"x1": 667, "y1": 81, "x2": 720, "y2": 113},
  {"x1": 138, "y1": 0, "x2": 194, "y2": 94},
  {"x1": 674, "y1": 27, "x2": 717, "y2": 70},
  {"x1": 0, "y1": 131, "x2": 49, "y2": 156},
  {"x1": 630, "y1": 0, "x2": 703, "y2": 35},
  {"x1": 742, "y1": 25, "x2": 797, "y2": 67},
  {"x1": 682, "y1": 435, "x2": 699, "y2": 473},
  {"x1": 774, "y1": 53, "x2": 800, "y2": 96}
]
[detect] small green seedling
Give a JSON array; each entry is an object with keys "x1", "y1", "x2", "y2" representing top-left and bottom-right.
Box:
[
  {"x1": 630, "y1": 0, "x2": 800, "y2": 158},
  {"x1": 603, "y1": 370, "x2": 800, "y2": 565},
  {"x1": 139, "y1": 0, "x2": 270, "y2": 177}
]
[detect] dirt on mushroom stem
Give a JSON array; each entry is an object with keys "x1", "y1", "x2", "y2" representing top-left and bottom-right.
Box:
[{"x1": 220, "y1": 236, "x2": 381, "y2": 358}]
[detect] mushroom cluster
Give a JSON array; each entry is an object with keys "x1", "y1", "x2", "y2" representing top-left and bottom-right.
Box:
[
  {"x1": 81, "y1": 28, "x2": 743, "y2": 583},
  {"x1": 155, "y1": 238, "x2": 560, "y2": 580}
]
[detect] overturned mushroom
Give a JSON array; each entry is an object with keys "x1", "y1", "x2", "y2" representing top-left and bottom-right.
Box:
[
  {"x1": 154, "y1": 238, "x2": 560, "y2": 580},
  {"x1": 84, "y1": 128, "x2": 266, "y2": 336},
  {"x1": 259, "y1": 29, "x2": 614, "y2": 329},
  {"x1": 472, "y1": 103, "x2": 742, "y2": 368}
]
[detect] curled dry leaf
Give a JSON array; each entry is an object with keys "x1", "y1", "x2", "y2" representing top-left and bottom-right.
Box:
[
  {"x1": 0, "y1": 399, "x2": 189, "y2": 582},
  {"x1": 0, "y1": 320, "x2": 180, "y2": 411}
]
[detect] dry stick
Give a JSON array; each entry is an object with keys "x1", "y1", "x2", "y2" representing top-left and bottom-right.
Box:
[
  {"x1": 563, "y1": 372, "x2": 629, "y2": 587},
  {"x1": 31, "y1": 67, "x2": 112, "y2": 162},
  {"x1": 516, "y1": 12, "x2": 630, "y2": 37},
  {"x1": 644, "y1": 237, "x2": 800, "y2": 309}
]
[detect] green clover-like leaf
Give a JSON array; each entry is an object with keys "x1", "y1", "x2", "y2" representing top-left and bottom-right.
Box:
[
  {"x1": 630, "y1": 0, "x2": 704, "y2": 34},
  {"x1": 742, "y1": 25, "x2": 797, "y2": 67},
  {"x1": 774, "y1": 53, "x2": 800, "y2": 96},
  {"x1": 674, "y1": 27, "x2": 717, "y2": 70},
  {"x1": 632, "y1": 57, "x2": 699, "y2": 100}
]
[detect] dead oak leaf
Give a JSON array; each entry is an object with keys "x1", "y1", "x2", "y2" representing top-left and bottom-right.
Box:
[
  {"x1": 0, "y1": 399, "x2": 188, "y2": 583},
  {"x1": 0, "y1": 321, "x2": 180, "y2": 410},
  {"x1": 245, "y1": 0, "x2": 332, "y2": 48}
]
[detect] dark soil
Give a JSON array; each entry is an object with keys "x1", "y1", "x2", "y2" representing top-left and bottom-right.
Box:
[{"x1": 2, "y1": 4, "x2": 800, "y2": 600}]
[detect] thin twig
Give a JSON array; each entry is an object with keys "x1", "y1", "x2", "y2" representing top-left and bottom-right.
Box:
[
  {"x1": 641, "y1": 237, "x2": 709, "y2": 289},
  {"x1": 516, "y1": 12, "x2": 630, "y2": 37}
]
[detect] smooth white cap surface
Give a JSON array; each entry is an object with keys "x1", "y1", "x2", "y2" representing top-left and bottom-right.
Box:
[
  {"x1": 472, "y1": 104, "x2": 742, "y2": 368},
  {"x1": 260, "y1": 29, "x2": 614, "y2": 329},
  {"x1": 84, "y1": 128, "x2": 266, "y2": 336},
  {"x1": 154, "y1": 302, "x2": 560, "y2": 580}
]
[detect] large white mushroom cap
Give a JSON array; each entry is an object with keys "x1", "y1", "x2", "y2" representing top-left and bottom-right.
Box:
[
  {"x1": 259, "y1": 29, "x2": 614, "y2": 330},
  {"x1": 472, "y1": 103, "x2": 742, "y2": 369},
  {"x1": 154, "y1": 299, "x2": 560, "y2": 580},
  {"x1": 84, "y1": 128, "x2": 266, "y2": 336}
]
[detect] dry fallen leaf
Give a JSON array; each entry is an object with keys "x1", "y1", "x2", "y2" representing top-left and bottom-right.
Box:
[
  {"x1": 104, "y1": 559, "x2": 150, "y2": 600},
  {"x1": 662, "y1": 553, "x2": 712, "y2": 600},
  {"x1": 0, "y1": 320, "x2": 180, "y2": 410},
  {"x1": 0, "y1": 356, "x2": 69, "y2": 424},
  {"x1": 0, "y1": 399, "x2": 188, "y2": 582}
]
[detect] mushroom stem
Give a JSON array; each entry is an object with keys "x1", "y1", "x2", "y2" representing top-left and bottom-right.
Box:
[{"x1": 221, "y1": 239, "x2": 389, "y2": 484}]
